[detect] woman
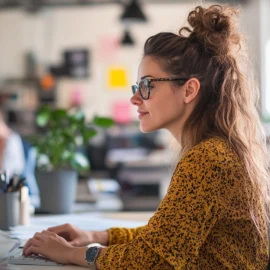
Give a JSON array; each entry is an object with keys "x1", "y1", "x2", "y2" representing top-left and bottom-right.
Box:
[
  {"x1": 0, "y1": 111, "x2": 25, "y2": 179},
  {"x1": 23, "y1": 5, "x2": 269, "y2": 269}
]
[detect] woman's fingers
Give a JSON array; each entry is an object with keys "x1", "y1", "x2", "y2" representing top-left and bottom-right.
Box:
[
  {"x1": 47, "y1": 223, "x2": 71, "y2": 233},
  {"x1": 22, "y1": 229, "x2": 74, "y2": 264},
  {"x1": 33, "y1": 232, "x2": 45, "y2": 241},
  {"x1": 23, "y1": 237, "x2": 42, "y2": 256},
  {"x1": 23, "y1": 232, "x2": 46, "y2": 255},
  {"x1": 42, "y1": 230, "x2": 65, "y2": 242},
  {"x1": 47, "y1": 224, "x2": 72, "y2": 240},
  {"x1": 23, "y1": 237, "x2": 37, "y2": 254},
  {"x1": 41, "y1": 230, "x2": 57, "y2": 237},
  {"x1": 22, "y1": 228, "x2": 72, "y2": 258},
  {"x1": 23, "y1": 239, "x2": 31, "y2": 255},
  {"x1": 24, "y1": 245, "x2": 40, "y2": 257},
  {"x1": 42, "y1": 229, "x2": 71, "y2": 247}
]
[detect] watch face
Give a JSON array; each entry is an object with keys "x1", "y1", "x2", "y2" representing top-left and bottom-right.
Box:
[{"x1": 86, "y1": 247, "x2": 100, "y2": 263}]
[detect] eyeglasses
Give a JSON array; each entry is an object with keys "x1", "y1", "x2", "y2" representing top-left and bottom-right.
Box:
[{"x1": 131, "y1": 77, "x2": 189, "y2": 100}]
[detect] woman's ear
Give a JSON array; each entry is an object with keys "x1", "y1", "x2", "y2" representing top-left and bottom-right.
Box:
[{"x1": 183, "y1": 78, "x2": 200, "y2": 104}]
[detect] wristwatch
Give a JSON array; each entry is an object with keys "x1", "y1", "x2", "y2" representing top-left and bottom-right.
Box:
[{"x1": 85, "y1": 244, "x2": 103, "y2": 270}]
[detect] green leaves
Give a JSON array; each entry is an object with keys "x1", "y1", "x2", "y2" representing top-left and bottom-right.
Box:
[
  {"x1": 70, "y1": 110, "x2": 85, "y2": 123},
  {"x1": 82, "y1": 127, "x2": 98, "y2": 141},
  {"x1": 36, "y1": 107, "x2": 50, "y2": 127},
  {"x1": 71, "y1": 153, "x2": 90, "y2": 172},
  {"x1": 92, "y1": 116, "x2": 114, "y2": 127},
  {"x1": 33, "y1": 106, "x2": 114, "y2": 173}
]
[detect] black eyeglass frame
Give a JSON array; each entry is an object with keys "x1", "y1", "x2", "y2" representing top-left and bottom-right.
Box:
[{"x1": 131, "y1": 77, "x2": 189, "y2": 100}]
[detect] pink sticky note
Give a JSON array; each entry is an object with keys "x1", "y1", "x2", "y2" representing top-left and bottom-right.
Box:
[
  {"x1": 97, "y1": 36, "x2": 120, "y2": 61},
  {"x1": 70, "y1": 87, "x2": 83, "y2": 107},
  {"x1": 112, "y1": 101, "x2": 132, "y2": 123}
]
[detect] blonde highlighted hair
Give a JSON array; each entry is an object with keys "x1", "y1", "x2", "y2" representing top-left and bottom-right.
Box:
[{"x1": 143, "y1": 5, "x2": 270, "y2": 236}]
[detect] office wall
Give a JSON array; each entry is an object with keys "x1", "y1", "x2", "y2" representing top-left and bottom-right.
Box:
[
  {"x1": 0, "y1": 1, "x2": 264, "y2": 120},
  {"x1": 260, "y1": 0, "x2": 270, "y2": 119}
]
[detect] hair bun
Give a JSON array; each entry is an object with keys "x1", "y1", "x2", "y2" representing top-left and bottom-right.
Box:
[{"x1": 180, "y1": 5, "x2": 241, "y2": 58}]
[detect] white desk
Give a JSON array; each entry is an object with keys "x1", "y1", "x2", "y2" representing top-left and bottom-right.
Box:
[
  {"x1": 5, "y1": 263, "x2": 85, "y2": 270},
  {"x1": 1, "y1": 211, "x2": 153, "y2": 270}
]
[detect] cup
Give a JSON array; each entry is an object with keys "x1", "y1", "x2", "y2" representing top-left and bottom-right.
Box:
[{"x1": 0, "y1": 191, "x2": 20, "y2": 230}]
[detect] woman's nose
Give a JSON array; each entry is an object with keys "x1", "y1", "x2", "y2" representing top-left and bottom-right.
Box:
[{"x1": 130, "y1": 90, "x2": 143, "y2": 106}]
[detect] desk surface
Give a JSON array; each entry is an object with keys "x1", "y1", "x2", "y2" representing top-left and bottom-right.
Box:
[
  {"x1": 5, "y1": 263, "x2": 85, "y2": 270},
  {"x1": 1, "y1": 211, "x2": 153, "y2": 270}
]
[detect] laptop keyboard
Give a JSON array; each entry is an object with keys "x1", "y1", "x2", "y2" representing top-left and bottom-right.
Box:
[{"x1": 9, "y1": 254, "x2": 64, "y2": 266}]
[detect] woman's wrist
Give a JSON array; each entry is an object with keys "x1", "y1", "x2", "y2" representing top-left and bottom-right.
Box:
[
  {"x1": 68, "y1": 245, "x2": 106, "y2": 269},
  {"x1": 90, "y1": 230, "x2": 109, "y2": 246},
  {"x1": 68, "y1": 246, "x2": 88, "y2": 266}
]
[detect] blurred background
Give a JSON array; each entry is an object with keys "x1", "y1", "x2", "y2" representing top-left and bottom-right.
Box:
[{"x1": 0, "y1": 0, "x2": 269, "y2": 214}]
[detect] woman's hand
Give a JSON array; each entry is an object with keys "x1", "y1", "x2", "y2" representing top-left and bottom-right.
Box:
[
  {"x1": 47, "y1": 223, "x2": 93, "y2": 247},
  {"x1": 22, "y1": 230, "x2": 75, "y2": 264},
  {"x1": 47, "y1": 223, "x2": 109, "y2": 246}
]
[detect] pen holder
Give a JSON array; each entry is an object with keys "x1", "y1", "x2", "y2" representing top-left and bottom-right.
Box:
[{"x1": 0, "y1": 191, "x2": 20, "y2": 230}]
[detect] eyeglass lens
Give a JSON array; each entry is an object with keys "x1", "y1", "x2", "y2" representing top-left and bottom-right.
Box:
[
  {"x1": 132, "y1": 85, "x2": 138, "y2": 95},
  {"x1": 132, "y1": 79, "x2": 149, "y2": 99},
  {"x1": 139, "y1": 79, "x2": 149, "y2": 99}
]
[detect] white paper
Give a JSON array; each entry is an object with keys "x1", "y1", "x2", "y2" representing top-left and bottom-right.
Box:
[{"x1": 0, "y1": 231, "x2": 21, "y2": 258}]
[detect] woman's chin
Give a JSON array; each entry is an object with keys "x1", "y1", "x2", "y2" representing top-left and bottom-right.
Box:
[{"x1": 140, "y1": 123, "x2": 158, "y2": 133}]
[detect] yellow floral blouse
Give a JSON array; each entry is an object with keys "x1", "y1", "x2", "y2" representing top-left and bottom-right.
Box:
[{"x1": 97, "y1": 137, "x2": 268, "y2": 269}]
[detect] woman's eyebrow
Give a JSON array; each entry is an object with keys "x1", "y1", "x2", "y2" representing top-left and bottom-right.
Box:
[{"x1": 141, "y1": 75, "x2": 154, "y2": 80}]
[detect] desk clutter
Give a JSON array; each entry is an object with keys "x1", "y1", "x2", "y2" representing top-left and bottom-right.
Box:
[
  {"x1": 0, "y1": 172, "x2": 26, "y2": 193},
  {"x1": 0, "y1": 171, "x2": 30, "y2": 230}
]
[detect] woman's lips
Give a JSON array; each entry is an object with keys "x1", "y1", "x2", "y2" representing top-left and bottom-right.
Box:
[{"x1": 138, "y1": 111, "x2": 149, "y2": 119}]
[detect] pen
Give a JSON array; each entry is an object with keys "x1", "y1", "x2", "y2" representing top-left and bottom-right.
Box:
[
  {"x1": 11, "y1": 174, "x2": 20, "y2": 191},
  {"x1": 6, "y1": 177, "x2": 14, "y2": 192},
  {"x1": 2, "y1": 174, "x2": 26, "y2": 193},
  {"x1": 0, "y1": 171, "x2": 7, "y2": 193},
  {"x1": 14, "y1": 177, "x2": 26, "y2": 192}
]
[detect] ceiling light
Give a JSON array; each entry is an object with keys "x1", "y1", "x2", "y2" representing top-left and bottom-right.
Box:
[
  {"x1": 120, "y1": 29, "x2": 135, "y2": 46},
  {"x1": 120, "y1": 0, "x2": 147, "y2": 23}
]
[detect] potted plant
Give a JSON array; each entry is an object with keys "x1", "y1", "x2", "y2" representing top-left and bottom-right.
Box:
[{"x1": 31, "y1": 106, "x2": 114, "y2": 214}]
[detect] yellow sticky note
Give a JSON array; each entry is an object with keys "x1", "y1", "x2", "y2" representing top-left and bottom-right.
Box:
[{"x1": 108, "y1": 68, "x2": 128, "y2": 89}]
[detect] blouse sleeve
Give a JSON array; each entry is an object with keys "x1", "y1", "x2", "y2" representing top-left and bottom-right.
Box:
[
  {"x1": 97, "y1": 142, "x2": 221, "y2": 269},
  {"x1": 107, "y1": 226, "x2": 147, "y2": 245}
]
